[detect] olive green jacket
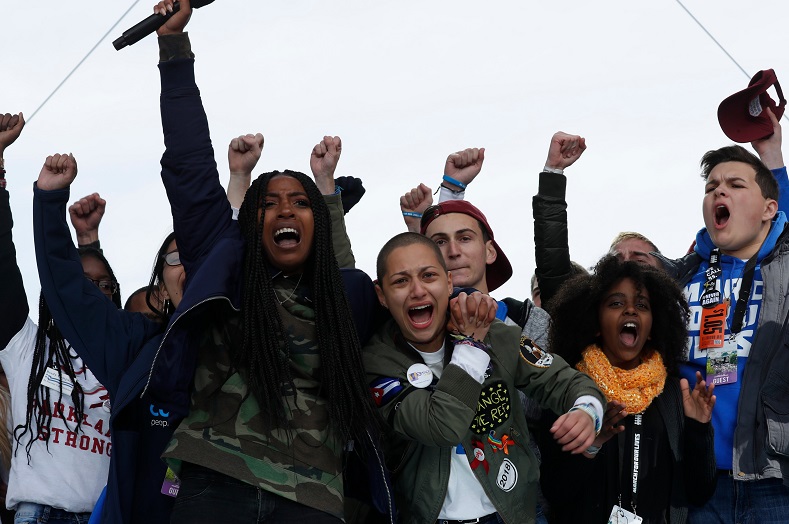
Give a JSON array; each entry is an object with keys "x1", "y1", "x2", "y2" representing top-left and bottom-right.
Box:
[{"x1": 363, "y1": 319, "x2": 605, "y2": 524}]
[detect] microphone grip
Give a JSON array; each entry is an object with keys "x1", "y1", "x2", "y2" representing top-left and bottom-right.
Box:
[{"x1": 113, "y1": 2, "x2": 181, "y2": 50}]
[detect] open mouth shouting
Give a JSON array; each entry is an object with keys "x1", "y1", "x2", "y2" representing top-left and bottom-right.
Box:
[
  {"x1": 274, "y1": 227, "x2": 301, "y2": 248},
  {"x1": 620, "y1": 321, "x2": 639, "y2": 348},
  {"x1": 714, "y1": 204, "x2": 730, "y2": 229},
  {"x1": 408, "y1": 303, "x2": 435, "y2": 328}
]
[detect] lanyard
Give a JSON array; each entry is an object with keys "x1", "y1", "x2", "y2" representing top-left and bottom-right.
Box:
[
  {"x1": 701, "y1": 248, "x2": 758, "y2": 335},
  {"x1": 617, "y1": 413, "x2": 643, "y2": 515}
]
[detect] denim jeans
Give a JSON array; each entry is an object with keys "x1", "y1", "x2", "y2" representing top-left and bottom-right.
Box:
[
  {"x1": 14, "y1": 503, "x2": 91, "y2": 524},
  {"x1": 688, "y1": 473, "x2": 789, "y2": 524},
  {"x1": 169, "y1": 463, "x2": 343, "y2": 524}
]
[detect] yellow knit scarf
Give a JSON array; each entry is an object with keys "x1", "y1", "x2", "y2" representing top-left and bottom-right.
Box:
[{"x1": 576, "y1": 344, "x2": 667, "y2": 414}]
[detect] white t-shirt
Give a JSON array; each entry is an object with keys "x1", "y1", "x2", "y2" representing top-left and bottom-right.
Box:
[
  {"x1": 0, "y1": 318, "x2": 111, "y2": 513},
  {"x1": 413, "y1": 344, "x2": 497, "y2": 520}
]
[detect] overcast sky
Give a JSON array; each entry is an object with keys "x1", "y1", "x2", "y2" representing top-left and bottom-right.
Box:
[{"x1": 4, "y1": 0, "x2": 789, "y2": 314}]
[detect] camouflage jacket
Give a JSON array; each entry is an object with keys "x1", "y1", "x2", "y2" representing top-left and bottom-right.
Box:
[{"x1": 163, "y1": 275, "x2": 345, "y2": 518}]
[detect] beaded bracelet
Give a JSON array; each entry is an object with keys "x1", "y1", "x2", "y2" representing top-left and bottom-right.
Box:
[{"x1": 449, "y1": 332, "x2": 489, "y2": 351}]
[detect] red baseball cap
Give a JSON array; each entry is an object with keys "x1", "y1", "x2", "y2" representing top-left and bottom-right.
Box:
[
  {"x1": 420, "y1": 200, "x2": 513, "y2": 292},
  {"x1": 718, "y1": 69, "x2": 786, "y2": 143}
]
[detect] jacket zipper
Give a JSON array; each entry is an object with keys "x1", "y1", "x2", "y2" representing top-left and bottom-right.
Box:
[
  {"x1": 366, "y1": 430, "x2": 395, "y2": 524},
  {"x1": 140, "y1": 295, "x2": 237, "y2": 399}
]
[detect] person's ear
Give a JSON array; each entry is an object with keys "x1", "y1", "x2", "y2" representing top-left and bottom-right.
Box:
[
  {"x1": 763, "y1": 198, "x2": 778, "y2": 222},
  {"x1": 485, "y1": 240, "x2": 497, "y2": 265},
  {"x1": 375, "y1": 283, "x2": 388, "y2": 308}
]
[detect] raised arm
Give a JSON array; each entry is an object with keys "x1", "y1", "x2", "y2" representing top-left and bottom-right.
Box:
[
  {"x1": 750, "y1": 108, "x2": 789, "y2": 214},
  {"x1": 532, "y1": 132, "x2": 586, "y2": 310},
  {"x1": 399, "y1": 183, "x2": 433, "y2": 233},
  {"x1": 0, "y1": 112, "x2": 27, "y2": 350},
  {"x1": 437, "y1": 147, "x2": 485, "y2": 203},
  {"x1": 156, "y1": 0, "x2": 232, "y2": 276},
  {"x1": 310, "y1": 135, "x2": 357, "y2": 268},
  {"x1": 226, "y1": 132, "x2": 263, "y2": 211},
  {"x1": 33, "y1": 155, "x2": 159, "y2": 393},
  {"x1": 69, "y1": 192, "x2": 106, "y2": 249}
]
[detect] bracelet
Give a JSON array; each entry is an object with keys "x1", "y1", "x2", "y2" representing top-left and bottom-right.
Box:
[
  {"x1": 585, "y1": 444, "x2": 601, "y2": 456},
  {"x1": 569, "y1": 403, "x2": 602, "y2": 435},
  {"x1": 333, "y1": 184, "x2": 343, "y2": 195},
  {"x1": 439, "y1": 183, "x2": 464, "y2": 195},
  {"x1": 449, "y1": 333, "x2": 489, "y2": 351},
  {"x1": 442, "y1": 174, "x2": 467, "y2": 190},
  {"x1": 402, "y1": 211, "x2": 422, "y2": 218}
]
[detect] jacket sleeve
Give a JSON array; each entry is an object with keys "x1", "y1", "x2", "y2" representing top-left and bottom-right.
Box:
[
  {"x1": 33, "y1": 184, "x2": 160, "y2": 394},
  {"x1": 500, "y1": 325, "x2": 605, "y2": 415},
  {"x1": 772, "y1": 166, "x2": 789, "y2": 216},
  {"x1": 326, "y1": 193, "x2": 355, "y2": 269},
  {"x1": 0, "y1": 187, "x2": 28, "y2": 350},
  {"x1": 158, "y1": 39, "x2": 232, "y2": 278},
  {"x1": 682, "y1": 418, "x2": 717, "y2": 506},
  {"x1": 363, "y1": 331, "x2": 484, "y2": 447},
  {"x1": 532, "y1": 171, "x2": 573, "y2": 311}
]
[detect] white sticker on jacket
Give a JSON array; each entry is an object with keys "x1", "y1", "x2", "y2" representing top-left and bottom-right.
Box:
[
  {"x1": 496, "y1": 458, "x2": 518, "y2": 492},
  {"x1": 406, "y1": 363, "x2": 433, "y2": 388}
]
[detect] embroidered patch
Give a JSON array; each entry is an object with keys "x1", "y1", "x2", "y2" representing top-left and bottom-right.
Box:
[
  {"x1": 470, "y1": 381, "x2": 511, "y2": 434},
  {"x1": 406, "y1": 363, "x2": 433, "y2": 388},
  {"x1": 369, "y1": 377, "x2": 403, "y2": 406},
  {"x1": 496, "y1": 458, "x2": 518, "y2": 492},
  {"x1": 520, "y1": 337, "x2": 553, "y2": 368}
]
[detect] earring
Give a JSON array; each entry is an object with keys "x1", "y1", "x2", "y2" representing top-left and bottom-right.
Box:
[{"x1": 165, "y1": 299, "x2": 173, "y2": 314}]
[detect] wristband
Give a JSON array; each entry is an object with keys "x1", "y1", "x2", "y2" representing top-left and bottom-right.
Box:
[
  {"x1": 585, "y1": 444, "x2": 601, "y2": 456},
  {"x1": 333, "y1": 184, "x2": 343, "y2": 195},
  {"x1": 442, "y1": 174, "x2": 467, "y2": 190},
  {"x1": 569, "y1": 403, "x2": 602, "y2": 435},
  {"x1": 438, "y1": 183, "x2": 464, "y2": 195},
  {"x1": 543, "y1": 166, "x2": 564, "y2": 175},
  {"x1": 449, "y1": 333, "x2": 489, "y2": 351},
  {"x1": 402, "y1": 211, "x2": 422, "y2": 218}
]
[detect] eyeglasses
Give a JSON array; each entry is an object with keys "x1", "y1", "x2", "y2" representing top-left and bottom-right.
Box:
[
  {"x1": 87, "y1": 278, "x2": 118, "y2": 295},
  {"x1": 162, "y1": 250, "x2": 181, "y2": 267}
]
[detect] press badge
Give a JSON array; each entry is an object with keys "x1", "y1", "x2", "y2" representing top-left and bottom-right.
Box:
[
  {"x1": 699, "y1": 300, "x2": 728, "y2": 350},
  {"x1": 706, "y1": 341, "x2": 738, "y2": 386},
  {"x1": 161, "y1": 467, "x2": 181, "y2": 498},
  {"x1": 607, "y1": 505, "x2": 642, "y2": 524},
  {"x1": 42, "y1": 367, "x2": 74, "y2": 396}
]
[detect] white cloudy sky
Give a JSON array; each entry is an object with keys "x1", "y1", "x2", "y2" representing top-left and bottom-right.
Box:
[{"x1": 3, "y1": 0, "x2": 789, "y2": 314}]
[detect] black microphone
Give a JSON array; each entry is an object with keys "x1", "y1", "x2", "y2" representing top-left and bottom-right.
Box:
[{"x1": 113, "y1": 0, "x2": 215, "y2": 51}]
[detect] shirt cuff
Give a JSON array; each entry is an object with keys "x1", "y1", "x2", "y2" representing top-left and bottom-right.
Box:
[
  {"x1": 438, "y1": 185, "x2": 465, "y2": 203},
  {"x1": 449, "y1": 343, "x2": 491, "y2": 384}
]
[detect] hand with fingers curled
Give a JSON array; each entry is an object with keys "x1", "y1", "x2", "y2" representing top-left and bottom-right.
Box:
[
  {"x1": 400, "y1": 183, "x2": 433, "y2": 233},
  {"x1": 228, "y1": 133, "x2": 264, "y2": 176},
  {"x1": 681, "y1": 371, "x2": 716, "y2": 424},
  {"x1": 0, "y1": 112, "x2": 25, "y2": 156},
  {"x1": 443, "y1": 147, "x2": 485, "y2": 190},
  {"x1": 310, "y1": 136, "x2": 342, "y2": 194},
  {"x1": 153, "y1": 0, "x2": 192, "y2": 36},
  {"x1": 69, "y1": 193, "x2": 106, "y2": 246},
  {"x1": 447, "y1": 291, "x2": 497, "y2": 342},
  {"x1": 37, "y1": 153, "x2": 78, "y2": 192},
  {"x1": 550, "y1": 408, "x2": 597, "y2": 455},
  {"x1": 544, "y1": 131, "x2": 587, "y2": 171}
]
